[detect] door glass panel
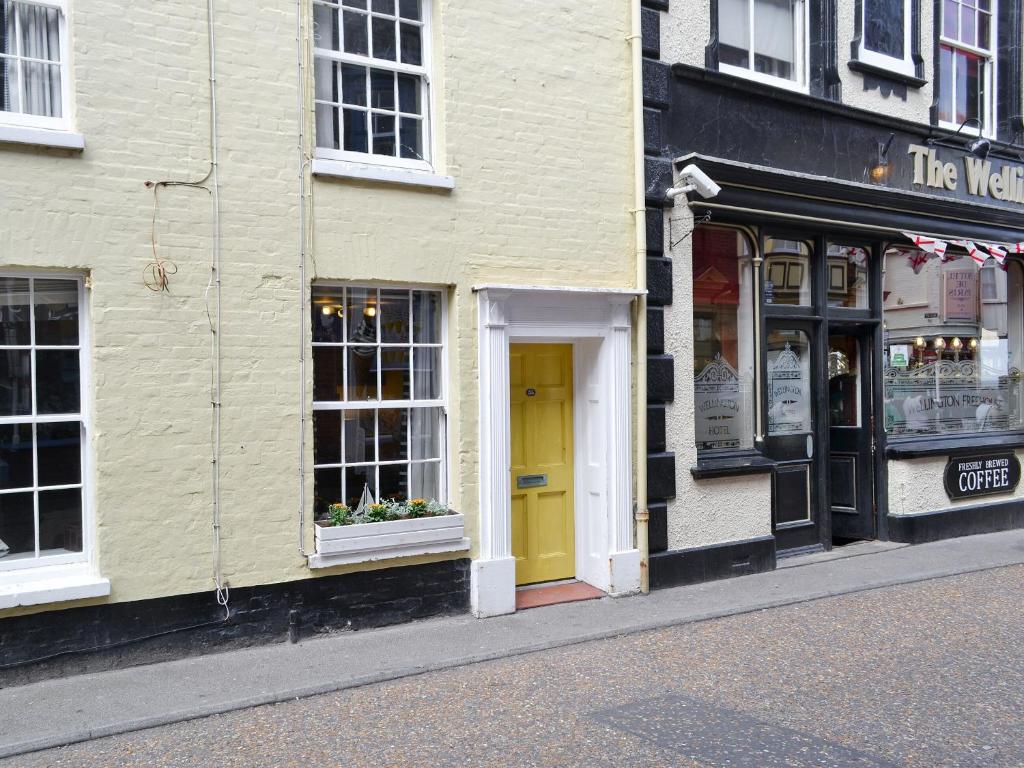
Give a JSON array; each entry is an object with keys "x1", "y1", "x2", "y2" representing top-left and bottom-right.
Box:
[
  {"x1": 826, "y1": 243, "x2": 870, "y2": 309},
  {"x1": 828, "y1": 335, "x2": 861, "y2": 427},
  {"x1": 767, "y1": 329, "x2": 812, "y2": 435},
  {"x1": 764, "y1": 239, "x2": 812, "y2": 306}
]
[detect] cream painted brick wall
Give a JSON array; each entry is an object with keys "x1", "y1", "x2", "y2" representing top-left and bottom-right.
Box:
[{"x1": 0, "y1": 0, "x2": 637, "y2": 614}]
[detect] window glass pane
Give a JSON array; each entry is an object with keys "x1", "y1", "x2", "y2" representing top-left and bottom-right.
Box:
[
  {"x1": 371, "y1": 16, "x2": 396, "y2": 60},
  {"x1": 764, "y1": 239, "x2": 812, "y2": 306},
  {"x1": 313, "y1": 2, "x2": 339, "y2": 50},
  {"x1": 0, "y1": 57, "x2": 19, "y2": 115},
  {"x1": 342, "y1": 0, "x2": 367, "y2": 7},
  {"x1": 345, "y1": 464, "x2": 376, "y2": 507},
  {"x1": 370, "y1": 68, "x2": 394, "y2": 109},
  {"x1": 341, "y1": 64, "x2": 367, "y2": 106},
  {"x1": 38, "y1": 488, "x2": 81, "y2": 554},
  {"x1": 399, "y1": 117, "x2": 422, "y2": 160},
  {"x1": 313, "y1": 346, "x2": 343, "y2": 401},
  {"x1": 313, "y1": 410, "x2": 342, "y2": 465},
  {"x1": 960, "y1": 4, "x2": 976, "y2": 46},
  {"x1": 410, "y1": 406, "x2": 440, "y2": 459},
  {"x1": 37, "y1": 420, "x2": 80, "y2": 487},
  {"x1": 343, "y1": 409, "x2": 376, "y2": 464},
  {"x1": 718, "y1": 0, "x2": 750, "y2": 68},
  {"x1": 0, "y1": 422, "x2": 32, "y2": 490},
  {"x1": 864, "y1": 0, "x2": 904, "y2": 58},
  {"x1": 377, "y1": 408, "x2": 408, "y2": 461},
  {"x1": 314, "y1": 58, "x2": 336, "y2": 102},
  {"x1": 343, "y1": 108, "x2": 368, "y2": 152},
  {"x1": 342, "y1": 9, "x2": 369, "y2": 55},
  {"x1": 883, "y1": 251, "x2": 1024, "y2": 436},
  {"x1": 826, "y1": 244, "x2": 870, "y2": 309},
  {"x1": 413, "y1": 346, "x2": 440, "y2": 399},
  {"x1": 34, "y1": 279, "x2": 78, "y2": 346},
  {"x1": 978, "y1": 9, "x2": 990, "y2": 49},
  {"x1": 960, "y1": 53, "x2": 981, "y2": 125},
  {"x1": 0, "y1": 350, "x2": 31, "y2": 416},
  {"x1": 767, "y1": 329, "x2": 813, "y2": 436},
  {"x1": 829, "y1": 335, "x2": 861, "y2": 427},
  {"x1": 20, "y1": 61, "x2": 61, "y2": 117},
  {"x1": 400, "y1": 22, "x2": 422, "y2": 65},
  {"x1": 752, "y1": 0, "x2": 795, "y2": 80},
  {"x1": 0, "y1": 491, "x2": 34, "y2": 559},
  {"x1": 372, "y1": 113, "x2": 396, "y2": 155},
  {"x1": 346, "y1": 288, "x2": 378, "y2": 343},
  {"x1": 397, "y1": 74, "x2": 421, "y2": 114},
  {"x1": 312, "y1": 291, "x2": 345, "y2": 343},
  {"x1": 943, "y1": 0, "x2": 958, "y2": 38},
  {"x1": 347, "y1": 346, "x2": 378, "y2": 400},
  {"x1": 412, "y1": 290, "x2": 440, "y2": 343},
  {"x1": 0, "y1": 277, "x2": 31, "y2": 346},
  {"x1": 378, "y1": 462, "x2": 406, "y2": 502},
  {"x1": 380, "y1": 347, "x2": 410, "y2": 399},
  {"x1": 692, "y1": 228, "x2": 755, "y2": 452},
  {"x1": 316, "y1": 103, "x2": 339, "y2": 150},
  {"x1": 35, "y1": 349, "x2": 79, "y2": 415},
  {"x1": 398, "y1": 0, "x2": 420, "y2": 20},
  {"x1": 410, "y1": 461, "x2": 439, "y2": 501},
  {"x1": 379, "y1": 289, "x2": 409, "y2": 343},
  {"x1": 17, "y1": 3, "x2": 60, "y2": 62},
  {"x1": 938, "y1": 45, "x2": 953, "y2": 124},
  {"x1": 314, "y1": 467, "x2": 342, "y2": 519},
  {"x1": 372, "y1": 0, "x2": 394, "y2": 13}
]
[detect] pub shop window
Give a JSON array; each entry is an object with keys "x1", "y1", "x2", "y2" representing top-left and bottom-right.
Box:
[
  {"x1": 717, "y1": 0, "x2": 808, "y2": 91},
  {"x1": 882, "y1": 249, "x2": 1023, "y2": 437},
  {"x1": 692, "y1": 226, "x2": 756, "y2": 453},
  {"x1": 936, "y1": 0, "x2": 994, "y2": 135},
  {"x1": 311, "y1": 285, "x2": 446, "y2": 518},
  {"x1": 856, "y1": 0, "x2": 916, "y2": 78}
]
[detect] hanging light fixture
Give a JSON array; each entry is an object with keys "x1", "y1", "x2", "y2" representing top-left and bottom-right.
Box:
[{"x1": 927, "y1": 117, "x2": 990, "y2": 159}]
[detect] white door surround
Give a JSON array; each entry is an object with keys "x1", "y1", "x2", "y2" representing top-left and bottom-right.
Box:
[{"x1": 473, "y1": 285, "x2": 642, "y2": 617}]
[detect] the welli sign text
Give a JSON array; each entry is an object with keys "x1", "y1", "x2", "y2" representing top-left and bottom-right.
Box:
[{"x1": 908, "y1": 144, "x2": 1024, "y2": 203}]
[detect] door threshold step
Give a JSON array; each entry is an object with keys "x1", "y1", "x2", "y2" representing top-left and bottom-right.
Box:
[{"x1": 515, "y1": 581, "x2": 605, "y2": 611}]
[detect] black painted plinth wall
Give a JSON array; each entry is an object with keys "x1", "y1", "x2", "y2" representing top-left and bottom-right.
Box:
[
  {"x1": 642, "y1": 0, "x2": 675, "y2": 554},
  {"x1": 0, "y1": 559, "x2": 470, "y2": 688}
]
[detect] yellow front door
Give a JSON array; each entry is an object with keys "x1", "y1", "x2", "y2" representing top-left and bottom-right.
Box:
[{"x1": 510, "y1": 343, "x2": 575, "y2": 586}]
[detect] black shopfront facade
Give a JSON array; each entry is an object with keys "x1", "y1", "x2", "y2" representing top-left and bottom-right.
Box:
[{"x1": 643, "y1": 62, "x2": 1024, "y2": 576}]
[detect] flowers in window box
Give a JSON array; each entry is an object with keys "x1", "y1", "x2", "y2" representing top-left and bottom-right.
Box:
[
  {"x1": 406, "y1": 498, "x2": 429, "y2": 518},
  {"x1": 328, "y1": 503, "x2": 352, "y2": 527},
  {"x1": 317, "y1": 498, "x2": 455, "y2": 527},
  {"x1": 366, "y1": 503, "x2": 390, "y2": 523}
]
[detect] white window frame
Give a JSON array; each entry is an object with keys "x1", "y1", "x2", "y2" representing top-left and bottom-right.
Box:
[
  {"x1": 937, "y1": 0, "x2": 995, "y2": 137},
  {"x1": 312, "y1": 0, "x2": 434, "y2": 173},
  {"x1": 0, "y1": 0, "x2": 72, "y2": 131},
  {"x1": 0, "y1": 272, "x2": 91, "y2": 575},
  {"x1": 311, "y1": 284, "x2": 449, "y2": 508},
  {"x1": 857, "y1": 0, "x2": 916, "y2": 77},
  {"x1": 718, "y1": 0, "x2": 809, "y2": 93}
]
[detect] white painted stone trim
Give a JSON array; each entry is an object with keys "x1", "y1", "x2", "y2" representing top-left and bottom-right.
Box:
[
  {"x1": 0, "y1": 124, "x2": 85, "y2": 150},
  {"x1": 311, "y1": 158, "x2": 455, "y2": 190},
  {"x1": 309, "y1": 514, "x2": 468, "y2": 568},
  {"x1": 0, "y1": 564, "x2": 109, "y2": 610}
]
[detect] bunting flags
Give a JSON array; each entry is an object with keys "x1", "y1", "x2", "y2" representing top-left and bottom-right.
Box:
[
  {"x1": 901, "y1": 232, "x2": 948, "y2": 260},
  {"x1": 958, "y1": 240, "x2": 989, "y2": 267},
  {"x1": 899, "y1": 232, "x2": 1021, "y2": 272}
]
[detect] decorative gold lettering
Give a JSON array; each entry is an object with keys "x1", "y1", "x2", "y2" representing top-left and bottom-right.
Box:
[{"x1": 964, "y1": 156, "x2": 991, "y2": 196}]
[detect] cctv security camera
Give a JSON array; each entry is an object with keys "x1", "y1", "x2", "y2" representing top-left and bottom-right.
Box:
[{"x1": 665, "y1": 164, "x2": 721, "y2": 201}]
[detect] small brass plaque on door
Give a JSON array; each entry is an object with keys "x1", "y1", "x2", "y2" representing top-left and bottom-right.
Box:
[{"x1": 517, "y1": 473, "x2": 548, "y2": 489}]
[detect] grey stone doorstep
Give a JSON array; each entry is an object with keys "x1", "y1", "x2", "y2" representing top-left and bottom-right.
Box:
[{"x1": 1, "y1": 528, "x2": 1023, "y2": 760}]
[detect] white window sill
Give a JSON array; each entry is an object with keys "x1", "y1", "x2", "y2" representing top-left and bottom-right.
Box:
[
  {"x1": 312, "y1": 158, "x2": 455, "y2": 190},
  {"x1": 0, "y1": 564, "x2": 109, "y2": 610},
  {"x1": 0, "y1": 124, "x2": 85, "y2": 150}
]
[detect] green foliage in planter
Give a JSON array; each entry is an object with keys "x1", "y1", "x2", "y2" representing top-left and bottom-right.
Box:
[
  {"x1": 322, "y1": 498, "x2": 456, "y2": 526},
  {"x1": 328, "y1": 503, "x2": 353, "y2": 527}
]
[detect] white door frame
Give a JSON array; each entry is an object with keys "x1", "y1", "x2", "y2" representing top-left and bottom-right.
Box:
[{"x1": 472, "y1": 286, "x2": 641, "y2": 617}]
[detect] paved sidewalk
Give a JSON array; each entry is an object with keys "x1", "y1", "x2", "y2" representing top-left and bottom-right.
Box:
[{"x1": 2, "y1": 529, "x2": 1023, "y2": 760}]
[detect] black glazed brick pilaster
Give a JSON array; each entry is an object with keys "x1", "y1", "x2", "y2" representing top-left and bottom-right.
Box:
[
  {"x1": 647, "y1": 306, "x2": 664, "y2": 354},
  {"x1": 647, "y1": 452, "x2": 677, "y2": 499},
  {"x1": 646, "y1": 207, "x2": 664, "y2": 254},
  {"x1": 643, "y1": 60, "x2": 670, "y2": 107},
  {"x1": 647, "y1": 354, "x2": 674, "y2": 403},
  {"x1": 647, "y1": 404, "x2": 666, "y2": 452},
  {"x1": 0, "y1": 559, "x2": 471, "y2": 687},
  {"x1": 645, "y1": 157, "x2": 673, "y2": 204},
  {"x1": 643, "y1": 107, "x2": 663, "y2": 155},
  {"x1": 641, "y1": 7, "x2": 660, "y2": 59},
  {"x1": 648, "y1": 501, "x2": 669, "y2": 553},
  {"x1": 641, "y1": 0, "x2": 669, "y2": 13},
  {"x1": 647, "y1": 256, "x2": 672, "y2": 305}
]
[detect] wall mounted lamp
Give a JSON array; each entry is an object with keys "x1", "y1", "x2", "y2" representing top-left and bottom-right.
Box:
[
  {"x1": 869, "y1": 132, "x2": 895, "y2": 183},
  {"x1": 926, "y1": 117, "x2": 990, "y2": 160}
]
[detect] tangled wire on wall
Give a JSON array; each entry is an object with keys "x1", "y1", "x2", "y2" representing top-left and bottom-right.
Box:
[{"x1": 143, "y1": 178, "x2": 211, "y2": 292}]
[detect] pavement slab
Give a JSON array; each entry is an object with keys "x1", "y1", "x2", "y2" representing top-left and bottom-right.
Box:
[{"x1": 1, "y1": 528, "x2": 1023, "y2": 761}]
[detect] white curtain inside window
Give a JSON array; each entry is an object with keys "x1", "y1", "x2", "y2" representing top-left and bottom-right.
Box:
[
  {"x1": 719, "y1": 0, "x2": 750, "y2": 51},
  {"x1": 753, "y1": 0, "x2": 795, "y2": 64},
  {"x1": 2, "y1": 1, "x2": 62, "y2": 117}
]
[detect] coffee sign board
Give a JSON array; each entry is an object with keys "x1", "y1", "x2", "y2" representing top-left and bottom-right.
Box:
[{"x1": 943, "y1": 453, "x2": 1021, "y2": 500}]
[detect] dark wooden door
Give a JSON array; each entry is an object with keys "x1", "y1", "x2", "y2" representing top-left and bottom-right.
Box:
[
  {"x1": 764, "y1": 321, "x2": 825, "y2": 552},
  {"x1": 827, "y1": 329, "x2": 875, "y2": 540}
]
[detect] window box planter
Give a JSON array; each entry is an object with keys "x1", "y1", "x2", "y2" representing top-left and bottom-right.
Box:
[{"x1": 309, "y1": 513, "x2": 469, "y2": 569}]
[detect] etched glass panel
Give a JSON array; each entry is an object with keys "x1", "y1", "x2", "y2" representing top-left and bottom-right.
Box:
[
  {"x1": 864, "y1": 0, "x2": 905, "y2": 59},
  {"x1": 767, "y1": 331, "x2": 812, "y2": 436}
]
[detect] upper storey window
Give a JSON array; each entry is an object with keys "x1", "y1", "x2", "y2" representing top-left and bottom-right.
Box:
[
  {"x1": 313, "y1": 0, "x2": 431, "y2": 170},
  {"x1": 937, "y1": 0, "x2": 994, "y2": 134},
  {"x1": 858, "y1": 0, "x2": 916, "y2": 77},
  {"x1": 718, "y1": 0, "x2": 807, "y2": 91},
  {"x1": 0, "y1": 0, "x2": 69, "y2": 130}
]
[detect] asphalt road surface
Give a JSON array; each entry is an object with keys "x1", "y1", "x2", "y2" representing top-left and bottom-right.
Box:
[{"x1": 3, "y1": 565, "x2": 1022, "y2": 767}]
